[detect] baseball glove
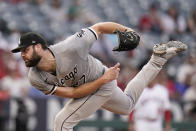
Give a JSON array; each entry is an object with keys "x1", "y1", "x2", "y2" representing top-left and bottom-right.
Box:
[{"x1": 112, "y1": 30, "x2": 140, "y2": 51}]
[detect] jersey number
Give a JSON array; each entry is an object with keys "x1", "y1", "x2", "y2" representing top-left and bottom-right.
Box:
[{"x1": 73, "y1": 75, "x2": 86, "y2": 87}]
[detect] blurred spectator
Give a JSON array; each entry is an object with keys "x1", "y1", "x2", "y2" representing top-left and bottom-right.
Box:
[
  {"x1": 177, "y1": 51, "x2": 196, "y2": 84},
  {"x1": 0, "y1": 51, "x2": 6, "y2": 80},
  {"x1": 67, "y1": 0, "x2": 82, "y2": 22},
  {"x1": 161, "y1": 4, "x2": 187, "y2": 39},
  {"x1": 128, "y1": 71, "x2": 171, "y2": 131},
  {"x1": 0, "y1": 50, "x2": 10, "y2": 80},
  {"x1": 183, "y1": 73, "x2": 196, "y2": 120},
  {"x1": 41, "y1": 0, "x2": 66, "y2": 23},
  {"x1": 183, "y1": 73, "x2": 196, "y2": 102},
  {"x1": 0, "y1": 50, "x2": 30, "y2": 130},
  {"x1": 67, "y1": 0, "x2": 99, "y2": 25},
  {"x1": 139, "y1": 2, "x2": 163, "y2": 33},
  {"x1": 175, "y1": 51, "x2": 196, "y2": 97},
  {"x1": 187, "y1": 9, "x2": 196, "y2": 37},
  {"x1": 0, "y1": 53, "x2": 30, "y2": 98}
]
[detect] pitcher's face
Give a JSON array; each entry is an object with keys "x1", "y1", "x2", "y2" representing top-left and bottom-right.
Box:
[{"x1": 21, "y1": 45, "x2": 41, "y2": 67}]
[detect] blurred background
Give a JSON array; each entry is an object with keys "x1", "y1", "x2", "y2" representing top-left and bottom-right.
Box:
[{"x1": 0, "y1": 0, "x2": 196, "y2": 131}]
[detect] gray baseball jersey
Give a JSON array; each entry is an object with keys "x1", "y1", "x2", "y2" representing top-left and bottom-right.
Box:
[{"x1": 28, "y1": 28, "x2": 105, "y2": 95}]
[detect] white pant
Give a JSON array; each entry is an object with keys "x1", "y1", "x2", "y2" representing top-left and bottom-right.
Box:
[
  {"x1": 135, "y1": 120, "x2": 163, "y2": 131},
  {"x1": 54, "y1": 55, "x2": 166, "y2": 131}
]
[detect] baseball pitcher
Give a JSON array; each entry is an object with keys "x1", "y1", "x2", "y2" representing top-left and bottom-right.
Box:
[{"x1": 11, "y1": 22, "x2": 187, "y2": 131}]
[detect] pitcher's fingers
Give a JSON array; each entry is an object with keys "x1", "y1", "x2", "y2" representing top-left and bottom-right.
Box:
[{"x1": 113, "y1": 62, "x2": 120, "y2": 69}]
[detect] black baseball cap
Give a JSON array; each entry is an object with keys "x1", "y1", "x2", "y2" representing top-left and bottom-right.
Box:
[{"x1": 11, "y1": 32, "x2": 47, "y2": 53}]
